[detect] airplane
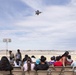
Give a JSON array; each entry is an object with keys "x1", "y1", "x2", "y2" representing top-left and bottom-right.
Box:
[{"x1": 35, "y1": 10, "x2": 42, "y2": 15}]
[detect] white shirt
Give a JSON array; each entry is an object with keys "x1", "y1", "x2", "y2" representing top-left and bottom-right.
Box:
[
  {"x1": 71, "y1": 61, "x2": 76, "y2": 67},
  {"x1": 23, "y1": 63, "x2": 35, "y2": 71},
  {"x1": 71, "y1": 61, "x2": 76, "y2": 72},
  {"x1": 14, "y1": 61, "x2": 21, "y2": 67},
  {"x1": 31, "y1": 58, "x2": 36, "y2": 62}
]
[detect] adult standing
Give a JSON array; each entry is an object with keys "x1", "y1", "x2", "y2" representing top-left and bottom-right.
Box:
[
  {"x1": 15, "y1": 49, "x2": 22, "y2": 61},
  {"x1": 9, "y1": 51, "x2": 14, "y2": 60},
  {"x1": 9, "y1": 51, "x2": 14, "y2": 66}
]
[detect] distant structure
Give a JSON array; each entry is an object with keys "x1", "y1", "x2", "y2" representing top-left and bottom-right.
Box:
[
  {"x1": 35, "y1": 10, "x2": 42, "y2": 15},
  {"x1": 3, "y1": 38, "x2": 11, "y2": 56}
]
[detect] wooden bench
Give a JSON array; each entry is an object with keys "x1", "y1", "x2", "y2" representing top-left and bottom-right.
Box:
[{"x1": 0, "y1": 71, "x2": 10, "y2": 75}]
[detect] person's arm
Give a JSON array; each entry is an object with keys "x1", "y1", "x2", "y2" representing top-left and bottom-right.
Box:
[{"x1": 62, "y1": 57, "x2": 66, "y2": 66}]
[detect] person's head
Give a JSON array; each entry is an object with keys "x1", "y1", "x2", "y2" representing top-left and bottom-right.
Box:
[
  {"x1": 22, "y1": 55, "x2": 28, "y2": 63},
  {"x1": 58, "y1": 56, "x2": 62, "y2": 60},
  {"x1": 25, "y1": 54, "x2": 28, "y2": 58},
  {"x1": 62, "y1": 51, "x2": 69, "y2": 57},
  {"x1": 51, "y1": 56, "x2": 55, "y2": 60},
  {"x1": 56, "y1": 56, "x2": 60, "y2": 61},
  {"x1": 65, "y1": 51, "x2": 69, "y2": 55},
  {"x1": 25, "y1": 54, "x2": 28, "y2": 59},
  {"x1": 40, "y1": 55, "x2": 44, "y2": 59},
  {"x1": 0, "y1": 56, "x2": 13, "y2": 71},
  {"x1": 1, "y1": 56, "x2": 10, "y2": 65},
  {"x1": 17, "y1": 49, "x2": 20, "y2": 53},
  {"x1": 31, "y1": 55, "x2": 35, "y2": 58},
  {"x1": 67, "y1": 55, "x2": 71, "y2": 59},
  {"x1": 9, "y1": 51, "x2": 12, "y2": 54},
  {"x1": 40, "y1": 57, "x2": 46, "y2": 63}
]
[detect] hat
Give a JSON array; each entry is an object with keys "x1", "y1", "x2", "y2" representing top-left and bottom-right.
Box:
[{"x1": 36, "y1": 59, "x2": 40, "y2": 64}]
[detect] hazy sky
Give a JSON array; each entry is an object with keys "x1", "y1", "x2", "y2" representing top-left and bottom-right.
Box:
[{"x1": 0, "y1": 0, "x2": 76, "y2": 50}]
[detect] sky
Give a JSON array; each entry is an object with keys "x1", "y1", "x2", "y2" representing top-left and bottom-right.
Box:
[{"x1": 0, "y1": 0, "x2": 76, "y2": 50}]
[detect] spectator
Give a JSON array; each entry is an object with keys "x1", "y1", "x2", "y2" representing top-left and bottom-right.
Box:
[
  {"x1": 23, "y1": 57, "x2": 35, "y2": 71},
  {"x1": 34, "y1": 56, "x2": 49, "y2": 71},
  {"x1": 35, "y1": 56, "x2": 46, "y2": 65},
  {"x1": 66, "y1": 55, "x2": 73, "y2": 66},
  {"x1": 9, "y1": 51, "x2": 14, "y2": 65},
  {"x1": 54, "y1": 56, "x2": 63, "y2": 66},
  {"x1": 0, "y1": 56, "x2": 13, "y2": 74},
  {"x1": 35, "y1": 56, "x2": 44, "y2": 65},
  {"x1": 22, "y1": 54, "x2": 28, "y2": 64},
  {"x1": 9, "y1": 51, "x2": 14, "y2": 60},
  {"x1": 31, "y1": 55, "x2": 36, "y2": 62},
  {"x1": 15, "y1": 49, "x2": 22, "y2": 61},
  {"x1": 60, "y1": 51, "x2": 69, "y2": 66},
  {"x1": 49, "y1": 56, "x2": 56, "y2": 65}
]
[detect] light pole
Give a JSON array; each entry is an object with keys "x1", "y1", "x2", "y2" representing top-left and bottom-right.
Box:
[{"x1": 3, "y1": 38, "x2": 11, "y2": 56}]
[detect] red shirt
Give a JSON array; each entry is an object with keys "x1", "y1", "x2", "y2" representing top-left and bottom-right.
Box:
[{"x1": 54, "y1": 61, "x2": 63, "y2": 66}]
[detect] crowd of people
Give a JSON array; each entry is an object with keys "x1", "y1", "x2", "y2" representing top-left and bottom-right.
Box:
[{"x1": 0, "y1": 49, "x2": 76, "y2": 73}]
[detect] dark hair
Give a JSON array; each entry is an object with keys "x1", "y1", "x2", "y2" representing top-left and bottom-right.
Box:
[
  {"x1": 31, "y1": 55, "x2": 35, "y2": 58},
  {"x1": 56, "y1": 56, "x2": 60, "y2": 61},
  {"x1": 0, "y1": 56, "x2": 13, "y2": 71},
  {"x1": 23, "y1": 55, "x2": 28, "y2": 62},
  {"x1": 62, "y1": 51, "x2": 69, "y2": 57},
  {"x1": 41, "y1": 55, "x2": 44, "y2": 59},
  {"x1": 25, "y1": 54, "x2": 28, "y2": 58},
  {"x1": 1, "y1": 56, "x2": 10, "y2": 65},
  {"x1": 41, "y1": 57, "x2": 46, "y2": 62},
  {"x1": 67, "y1": 55, "x2": 71, "y2": 59},
  {"x1": 58, "y1": 56, "x2": 62, "y2": 59},
  {"x1": 51, "y1": 56, "x2": 55, "y2": 60},
  {"x1": 17, "y1": 49, "x2": 20, "y2": 52},
  {"x1": 9, "y1": 51, "x2": 12, "y2": 53}
]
